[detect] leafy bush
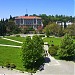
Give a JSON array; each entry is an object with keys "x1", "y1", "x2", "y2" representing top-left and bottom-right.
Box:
[
  {"x1": 51, "y1": 44, "x2": 54, "y2": 46},
  {"x1": 48, "y1": 46, "x2": 59, "y2": 56},
  {"x1": 6, "y1": 63, "x2": 10, "y2": 68},
  {"x1": 6, "y1": 62, "x2": 16, "y2": 69},
  {"x1": 33, "y1": 30, "x2": 37, "y2": 34},
  {"x1": 72, "y1": 36, "x2": 75, "y2": 39},
  {"x1": 10, "y1": 63, "x2": 16, "y2": 69},
  {"x1": 57, "y1": 34, "x2": 75, "y2": 59},
  {"x1": 16, "y1": 35, "x2": 20, "y2": 37}
]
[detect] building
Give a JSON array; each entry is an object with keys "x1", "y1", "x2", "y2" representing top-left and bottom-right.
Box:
[
  {"x1": 15, "y1": 16, "x2": 43, "y2": 30},
  {"x1": 56, "y1": 21, "x2": 73, "y2": 28}
]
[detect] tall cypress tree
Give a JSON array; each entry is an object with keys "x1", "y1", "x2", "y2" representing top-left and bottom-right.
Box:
[{"x1": 0, "y1": 20, "x2": 6, "y2": 36}]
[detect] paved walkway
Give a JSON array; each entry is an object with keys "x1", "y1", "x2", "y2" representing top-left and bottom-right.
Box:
[
  {"x1": 0, "y1": 66, "x2": 29, "y2": 75},
  {"x1": 2, "y1": 38, "x2": 23, "y2": 44},
  {"x1": 44, "y1": 44, "x2": 60, "y2": 66},
  {"x1": 35, "y1": 45, "x2": 75, "y2": 75},
  {"x1": 0, "y1": 44, "x2": 21, "y2": 48}
]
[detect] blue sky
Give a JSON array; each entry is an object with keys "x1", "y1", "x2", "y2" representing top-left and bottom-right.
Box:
[{"x1": 0, "y1": 0, "x2": 74, "y2": 19}]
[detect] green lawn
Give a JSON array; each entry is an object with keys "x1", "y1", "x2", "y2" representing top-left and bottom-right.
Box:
[
  {"x1": 5, "y1": 36, "x2": 75, "y2": 46},
  {"x1": 6, "y1": 36, "x2": 62, "y2": 46},
  {"x1": 0, "y1": 38, "x2": 22, "y2": 46},
  {"x1": 0, "y1": 46, "x2": 24, "y2": 70},
  {"x1": 43, "y1": 37, "x2": 62, "y2": 46},
  {"x1": 5, "y1": 36, "x2": 25, "y2": 42},
  {"x1": 74, "y1": 39, "x2": 75, "y2": 43},
  {"x1": 0, "y1": 36, "x2": 75, "y2": 71},
  {"x1": 43, "y1": 37, "x2": 75, "y2": 46}
]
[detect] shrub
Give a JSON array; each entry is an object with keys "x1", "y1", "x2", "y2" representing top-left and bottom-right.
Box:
[
  {"x1": 10, "y1": 63, "x2": 16, "y2": 69},
  {"x1": 57, "y1": 34, "x2": 75, "y2": 59},
  {"x1": 6, "y1": 62, "x2": 16, "y2": 69},
  {"x1": 33, "y1": 30, "x2": 37, "y2": 34},
  {"x1": 16, "y1": 35, "x2": 20, "y2": 37},
  {"x1": 6, "y1": 63, "x2": 10, "y2": 68},
  {"x1": 72, "y1": 36, "x2": 75, "y2": 39},
  {"x1": 51, "y1": 44, "x2": 54, "y2": 46},
  {"x1": 48, "y1": 46, "x2": 59, "y2": 56}
]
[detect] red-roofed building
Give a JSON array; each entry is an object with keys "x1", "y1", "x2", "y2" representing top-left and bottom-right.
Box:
[{"x1": 15, "y1": 16, "x2": 43, "y2": 30}]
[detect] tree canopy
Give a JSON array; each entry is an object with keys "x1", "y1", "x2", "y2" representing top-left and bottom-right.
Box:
[
  {"x1": 43, "y1": 22, "x2": 64, "y2": 37},
  {"x1": 0, "y1": 19, "x2": 6, "y2": 36},
  {"x1": 64, "y1": 24, "x2": 75, "y2": 36},
  {"x1": 22, "y1": 35, "x2": 44, "y2": 72},
  {"x1": 57, "y1": 34, "x2": 75, "y2": 60},
  {"x1": 0, "y1": 14, "x2": 74, "y2": 36}
]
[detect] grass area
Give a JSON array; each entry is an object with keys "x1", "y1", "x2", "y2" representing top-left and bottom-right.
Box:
[
  {"x1": 5, "y1": 36, "x2": 25, "y2": 42},
  {"x1": 43, "y1": 37, "x2": 75, "y2": 46},
  {"x1": 0, "y1": 38, "x2": 22, "y2": 46},
  {"x1": 43, "y1": 37, "x2": 62, "y2": 46},
  {"x1": 0, "y1": 46, "x2": 24, "y2": 70},
  {"x1": 73, "y1": 39, "x2": 75, "y2": 43},
  {"x1": 5, "y1": 36, "x2": 75, "y2": 46},
  {"x1": 0, "y1": 36, "x2": 75, "y2": 71}
]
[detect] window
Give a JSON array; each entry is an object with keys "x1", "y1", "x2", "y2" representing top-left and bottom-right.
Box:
[
  {"x1": 34, "y1": 19, "x2": 36, "y2": 24},
  {"x1": 16, "y1": 19, "x2": 20, "y2": 25},
  {"x1": 20, "y1": 19, "x2": 23, "y2": 24},
  {"x1": 37, "y1": 19, "x2": 41, "y2": 25}
]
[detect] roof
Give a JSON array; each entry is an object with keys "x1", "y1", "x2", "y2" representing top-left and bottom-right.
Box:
[{"x1": 15, "y1": 16, "x2": 41, "y2": 19}]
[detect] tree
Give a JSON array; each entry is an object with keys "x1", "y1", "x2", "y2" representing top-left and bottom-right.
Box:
[
  {"x1": 22, "y1": 35, "x2": 44, "y2": 72},
  {"x1": 44, "y1": 23, "x2": 62, "y2": 37},
  {"x1": 32, "y1": 35, "x2": 44, "y2": 69},
  {"x1": 12, "y1": 25, "x2": 21, "y2": 34},
  {"x1": 64, "y1": 24, "x2": 75, "y2": 37},
  {"x1": 39, "y1": 14, "x2": 48, "y2": 27},
  {"x1": 6, "y1": 21, "x2": 19, "y2": 34},
  {"x1": 58, "y1": 25, "x2": 64, "y2": 37},
  {"x1": 43, "y1": 25, "x2": 50, "y2": 37},
  {"x1": 32, "y1": 14, "x2": 37, "y2": 16},
  {"x1": 57, "y1": 34, "x2": 75, "y2": 60},
  {"x1": 32, "y1": 35, "x2": 44, "y2": 59},
  {"x1": 22, "y1": 36, "x2": 33, "y2": 69},
  {"x1": 48, "y1": 23, "x2": 59, "y2": 35},
  {"x1": 0, "y1": 21, "x2": 6, "y2": 36}
]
